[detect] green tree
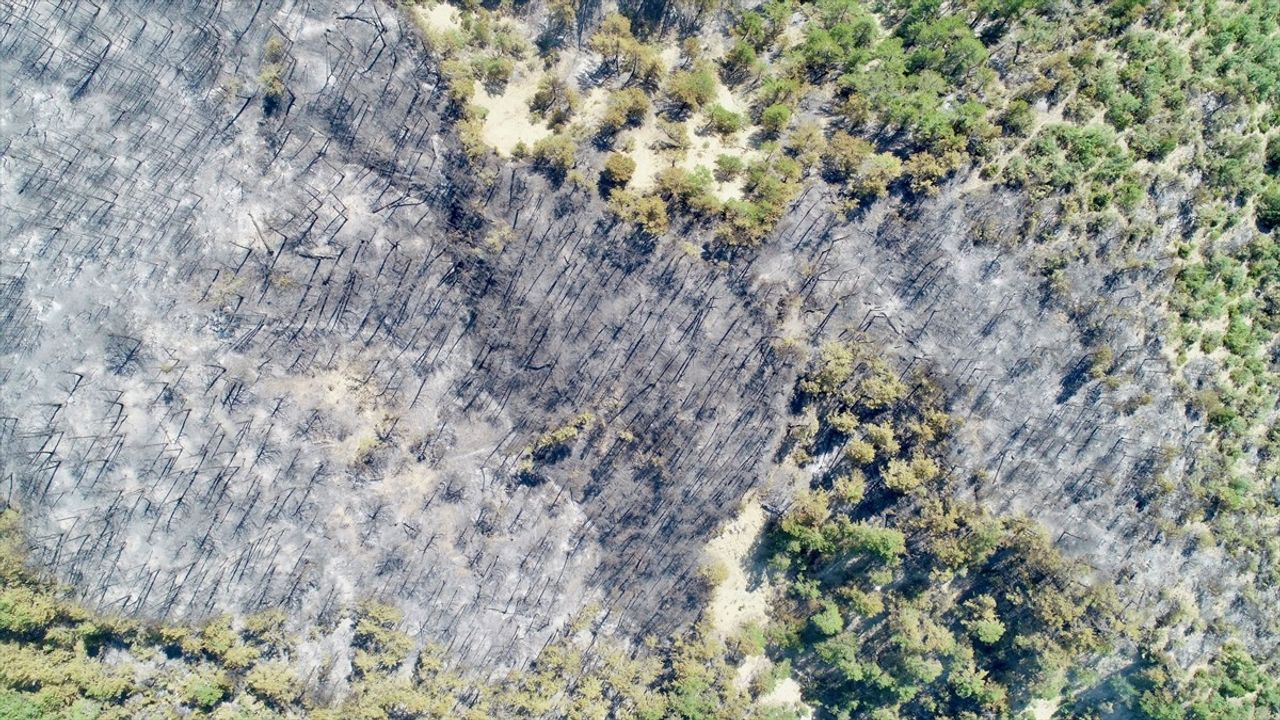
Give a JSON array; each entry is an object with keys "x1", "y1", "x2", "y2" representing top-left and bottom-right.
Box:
[
  {"x1": 838, "y1": 522, "x2": 906, "y2": 563},
  {"x1": 609, "y1": 190, "x2": 670, "y2": 236},
  {"x1": 1266, "y1": 134, "x2": 1280, "y2": 175},
  {"x1": 761, "y1": 103, "x2": 792, "y2": 135},
  {"x1": 352, "y1": 601, "x2": 413, "y2": 677},
  {"x1": 245, "y1": 662, "x2": 300, "y2": 708},
  {"x1": 721, "y1": 40, "x2": 760, "y2": 82},
  {"x1": 1259, "y1": 184, "x2": 1280, "y2": 232},
  {"x1": 529, "y1": 76, "x2": 579, "y2": 127},
  {"x1": 180, "y1": 669, "x2": 230, "y2": 709},
  {"x1": 800, "y1": 342, "x2": 856, "y2": 395},
  {"x1": 474, "y1": 56, "x2": 514, "y2": 88},
  {"x1": 882, "y1": 458, "x2": 921, "y2": 492},
  {"x1": 845, "y1": 439, "x2": 876, "y2": 465},
  {"x1": 667, "y1": 64, "x2": 717, "y2": 112},
  {"x1": 603, "y1": 153, "x2": 637, "y2": 187},
  {"x1": 811, "y1": 602, "x2": 845, "y2": 636},
  {"x1": 962, "y1": 595, "x2": 1006, "y2": 645},
  {"x1": 599, "y1": 87, "x2": 650, "y2": 133},
  {"x1": 823, "y1": 132, "x2": 874, "y2": 180},
  {"x1": 589, "y1": 13, "x2": 637, "y2": 67},
  {"x1": 0, "y1": 588, "x2": 56, "y2": 636},
  {"x1": 905, "y1": 17, "x2": 988, "y2": 82},
  {"x1": 714, "y1": 154, "x2": 744, "y2": 180},
  {"x1": 704, "y1": 104, "x2": 744, "y2": 137},
  {"x1": 530, "y1": 133, "x2": 577, "y2": 180}
]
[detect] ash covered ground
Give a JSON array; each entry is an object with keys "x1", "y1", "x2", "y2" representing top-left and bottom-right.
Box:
[{"x1": 0, "y1": 0, "x2": 1264, "y2": 673}]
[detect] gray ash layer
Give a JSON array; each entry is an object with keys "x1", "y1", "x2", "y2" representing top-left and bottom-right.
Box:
[
  {"x1": 1, "y1": 0, "x2": 791, "y2": 667},
  {"x1": 0, "y1": 0, "x2": 1263, "y2": 671}
]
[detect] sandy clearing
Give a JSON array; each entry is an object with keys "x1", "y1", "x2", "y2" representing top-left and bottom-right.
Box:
[
  {"x1": 262, "y1": 367, "x2": 386, "y2": 459},
  {"x1": 415, "y1": 1, "x2": 461, "y2": 33},
  {"x1": 706, "y1": 493, "x2": 815, "y2": 718},
  {"x1": 705, "y1": 493, "x2": 772, "y2": 636},
  {"x1": 625, "y1": 115, "x2": 759, "y2": 201},
  {"x1": 762, "y1": 677, "x2": 808, "y2": 712},
  {"x1": 419, "y1": 2, "x2": 756, "y2": 199},
  {"x1": 624, "y1": 117, "x2": 677, "y2": 192},
  {"x1": 735, "y1": 654, "x2": 814, "y2": 717},
  {"x1": 661, "y1": 44, "x2": 682, "y2": 71},
  {"x1": 781, "y1": 17, "x2": 806, "y2": 50},
  {"x1": 1030, "y1": 697, "x2": 1060, "y2": 720},
  {"x1": 686, "y1": 77, "x2": 757, "y2": 200},
  {"x1": 683, "y1": 127, "x2": 758, "y2": 201},
  {"x1": 580, "y1": 86, "x2": 611, "y2": 126},
  {"x1": 712, "y1": 77, "x2": 748, "y2": 114},
  {"x1": 475, "y1": 65, "x2": 552, "y2": 155},
  {"x1": 734, "y1": 654, "x2": 769, "y2": 689}
]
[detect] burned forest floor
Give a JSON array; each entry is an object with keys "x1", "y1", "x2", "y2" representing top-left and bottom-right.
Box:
[{"x1": 1, "y1": 0, "x2": 1279, "y2": 718}]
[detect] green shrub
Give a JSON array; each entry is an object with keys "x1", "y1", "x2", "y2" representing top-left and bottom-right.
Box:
[
  {"x1": 245, "y1": 662, "x2": 300, "y2": 708},
  {"x1": 529, "y1": 76, "x2": 579, "y2": 127},
  {"x1": 666, "y1": 63, "x2": 717, "y2": 112},
  {"x1": 608, "y1": 190, "x2": 669, "y2": 235},
  {"x1": 599, "y1": 87, "x2": 650, "y2": 133},
  {"x1": 0, "y1": 588, "x2": 56, "y2": 635},
  {"x1": 704, "y1": 104, "x2": 744, "y2": 137},
  {"x1": 603, "y1": 153, "x2": 637, "y2": 187},
  {"x1": 264, "y1": 35, "x2": 286, "y2": 63},
  {"x1": 760, "y1": 103, "x2": 792, "y2": 135},
  {"x1": 721, "y1": 39, "x2": 759, "y2": 81},
  {"x1": 810, "y1": 602, "x2": 844, "y2": 636},
  {"x1": 1266, "y1": 135, "x2": 1280, "y2": 176},
  {"x1": 1259, "y1": 184, "x2": 1280, "y2": 232},
  {"x1": 1000, "y1": 99, "x2": 1034, "y2": 136},
  {"x1": 714, "y1": 154, "x2": 744, "y2": 181},
  {"x1": 473, "y1": 55, "x2": 513, "y2": 88},
  {"x1": 529, "y1": 133, "x2": 576, "y2": 180}
]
